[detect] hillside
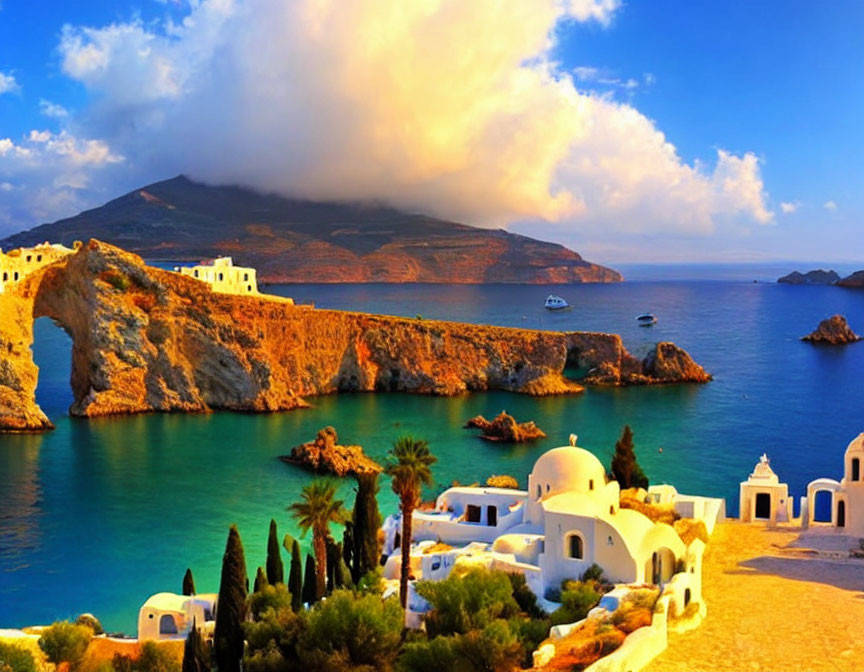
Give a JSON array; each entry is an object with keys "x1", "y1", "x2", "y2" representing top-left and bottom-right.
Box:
[{"x1": 0, "y1": 176, "x2": 621, "y2": 284}]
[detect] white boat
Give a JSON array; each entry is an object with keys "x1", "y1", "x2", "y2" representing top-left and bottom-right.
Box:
[
  {"x1": 636, "y1": 313, "x2": 657, "y2": 326},
  {"x1": 544, "y1": 295, "x2": 570, "y2": 311}
]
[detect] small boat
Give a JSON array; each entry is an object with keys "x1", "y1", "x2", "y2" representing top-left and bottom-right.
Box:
[
  {"x1": 544, "y1": 295, "x2": 570, "y2": 311},
  {"x1": 636, "y1": 313, "x2": 657, "y2": 326}
]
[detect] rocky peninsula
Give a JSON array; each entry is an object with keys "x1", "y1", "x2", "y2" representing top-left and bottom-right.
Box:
[
  {"x1": 802, "y1": 315, "x2": 861, "y2": 345},
  {"x1": 778, "y1": 268, "x2": 864, "y2": 288},
  {"x1": 0, "y1": 240, "x2": 711, "y2": 432},
  {"x1": 464, "y1": 412, "x2": 546, "y2": 442}
]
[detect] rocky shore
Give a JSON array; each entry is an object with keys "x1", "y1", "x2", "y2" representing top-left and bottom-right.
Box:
[
  {"x1": 0, "y1": 240, "x2": 712, "y2": 432},
  {"x1": 464, "y1": 412, "x2": 546, "y2": 442},
  {"x1": 802, "y1": 315, "x2": 861, "y2": 345},
  {"x1": 778, "y1": 268, "x2": 864, "y2": 287}
]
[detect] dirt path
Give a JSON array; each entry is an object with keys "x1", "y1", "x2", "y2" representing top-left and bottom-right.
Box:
[{"x1": 644, "y1": 521, "x2": 864, "y2": 672}]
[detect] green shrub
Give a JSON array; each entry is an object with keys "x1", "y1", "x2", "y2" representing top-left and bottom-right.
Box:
[
  {"x1": 244, "y1": 642, "x2": 291, "y2": 672},
  {"x1": 398, "y1": 621, "x2": 522, "y2": 672},
  {"x1": 101, "y1": 270, "x2": 131, "y2": 292},
  {"x1": 75, "y1": 614, "x2": 104, "y2": 636},
  {"x1": 579, "y1": 563, "x2": 605, "y2": 584},
  {"x1": 249, "y1": 583, "x2": 293, "y2": 620},
  {"x1": 111, "y1": 653, "x2": 136, "y2": 672},
  {"x1": 506, "y1": 573, "x2": 544, "y2": 619},
  {"x1": 415, "y1": 568, "x2": 520, "y2": 637},
  {"x1": 298, "y1": 589, "x2": 403, "y2": 670},
  {"x1": 38, "y1": 621, "x2": 93, "y2": 668},
  {"x1": 549, "y1": 581, "x2": 603, "y2": 626},
  {"x1": 508, "y1": 617, "x2": 550, "y2": 669},
  {"x1": 244, "y1": 605, "x2": 305, "y2": 663},
  {"x1": 0, "y1": 642, "x2": 37, "y2": 672},
  {"x1": 135, "y1": 643, "x2": 180, "y2": 672},
  {"x1": 398, "y1": 635, "x2": 458, "y2": 672}
]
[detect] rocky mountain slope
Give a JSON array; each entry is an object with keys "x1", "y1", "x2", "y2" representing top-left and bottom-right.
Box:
[
  {"x1": 0, "y1": 176, "x2": 621, "y2": 284},
  {"x1": 0, "y1": 240, "x2": 707, "y2": 432},
  {"x1": 778, "y1": 268, "x2": 863, "y2": 287}
]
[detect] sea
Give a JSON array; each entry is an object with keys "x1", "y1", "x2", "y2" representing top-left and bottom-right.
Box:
[{"x1": 1, "y1": 262, "x2": 863, "y2": 633}]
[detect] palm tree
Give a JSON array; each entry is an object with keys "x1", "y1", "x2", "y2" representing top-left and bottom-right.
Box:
[
  {"x1": 288, "y1": 479, "x2": 345, "y2": 599},
  {"x1": 385, "y1": 436, "x2": 436, "y2": 608}
]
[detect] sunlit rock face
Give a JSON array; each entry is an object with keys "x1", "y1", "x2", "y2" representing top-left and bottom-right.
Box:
[
  {"x1": 0, "y1": 240, "x2": 710, "y2": 432},
  {"x1": 802, "y1": 315, "x2": 861, "y2": 345}
]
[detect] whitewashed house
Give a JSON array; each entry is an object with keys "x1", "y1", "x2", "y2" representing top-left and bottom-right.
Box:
[
  {"x1": 802, "y1": 432, "x2": 864, "y2": 532},
  {"x1": 176, "y1": 257, "x2": 260, "y2": 296},
  {"x1": 739, "y1": 454, "x2": 792, "y2": 523},
  {"x1": 137, "y1": 593, "x2": 217, "y2": 641}
]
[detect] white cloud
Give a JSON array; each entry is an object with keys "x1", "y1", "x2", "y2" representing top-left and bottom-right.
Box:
[
  {"x1": 0, "y1": 71, "x2": 19, "y2": 95},
  {"x1": 39, "y1": 99, "x2": 69, "y2": 118},
  {"x1": 779, "y1": 201, "x2": 799, "y2": 214},
  {"x1": 3, "y1": 0, "x2": 772, "y2": 243},
  {"x1": 824, "y1": 200, "x2": 837, "y2": 211}
]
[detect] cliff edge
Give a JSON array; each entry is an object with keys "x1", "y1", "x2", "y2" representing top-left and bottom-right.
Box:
[{"x1": 0, "y1": 241, "x2": 710, "y2": 432}]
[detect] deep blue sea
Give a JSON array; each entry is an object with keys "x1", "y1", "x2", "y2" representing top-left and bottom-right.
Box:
[{"x1": 1, "y1": 265, "x2": 863, "y2": 633}]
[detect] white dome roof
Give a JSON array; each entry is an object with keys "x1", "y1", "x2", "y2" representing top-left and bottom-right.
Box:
[
  {"x1": 845, "y1": 433, "x2": 864, "y2": 455},
  {"x1": 530, "y1": 445, "x2": 607, "y2": 496}
]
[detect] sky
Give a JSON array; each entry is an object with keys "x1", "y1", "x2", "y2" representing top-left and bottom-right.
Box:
[{"x1": 0, "y1": 0, "x2": 861, "y2": 264}]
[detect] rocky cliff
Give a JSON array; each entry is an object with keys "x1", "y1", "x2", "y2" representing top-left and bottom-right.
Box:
[
  {"x1": 837, "y1": 271, "x2": 864, "y2": 288},
  {"x1": 778, "y1": 269, "x2": 841, "y2": 285},
  {"x1": 0, "y1": 241, "x2": 709, "y2": 432},
  {"x1": 0, "y1": 176, "x2": 621, "y2": 284}
]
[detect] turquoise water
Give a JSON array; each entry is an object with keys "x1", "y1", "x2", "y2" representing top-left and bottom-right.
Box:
[{"x1": 2, "y1": 276, "x2": 863, "y2": 633}]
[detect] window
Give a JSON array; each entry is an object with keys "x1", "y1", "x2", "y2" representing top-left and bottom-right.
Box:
[
  {"x1": 247, "y1": 285, "x2": 252, "y2": 292},
  {"x1": 13, "y1": 272, "x2": 18, "y2": 281},
  {"x1": 607, "y1": 535, "x2": 613, "y2": 546},
  {"x1": 609, "y1": 505, "x2": 614, "y2": 515},
  {"x1": 546, "y1": 484, "x2": 550, "y2": 493},
  {"x1": 466, "y1": 504, "x2": 482, "y2": 523},
  {"x1": 37, "y1": 255, "x2": 42, "y2": 262},
  {"x1": 218, "y1": 273, "x2": 224, "y2": 281},
  {"x1": 853, "y1": 458, "x2": 860, "y2": 481},
  {"x1": 194, "y1": 270, "x2": 199, "y2": 278},
  {"x1": 2, "y1": 272, "x2": 6, "y2": 281},
  {"x1": 684, "y1": 588, "x2": 691, "y2": 606},
  {"x1": 568, "y1": 534, "x2": 584, "y2": 559},
  {"x1": 536, "y1": 485, "x2": 541, "y2": 498},
  {"x1": 26, "y1": 255, "x2": 31, "y2": 262},
  {"x1": 244, "y1": 273, "x2": 249, "y2": 281},
  {"x1": 159, "y1": 614, "x2": 178, "y2": 635},
  {"x1": 589, "y1": 479, "x2": 594, "y2": 490},
  {"x1": 487, "y1": 505, "x2": 497, "y2": 527}
]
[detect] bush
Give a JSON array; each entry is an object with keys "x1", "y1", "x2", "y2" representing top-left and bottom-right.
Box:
[
  {"x1": 244, "y1": 605, "x2": 305, "y2": 662},
  {"x1": 38, "y1": 621, "x2": 93, "y2": 668},
  {"x1": 549, "y1": 581, "x2": 603, "y2": 627},
  {"x1": 100, "y1": 270, "x2": 131, "y2": 292},
  {"x1": 0, "y1": 642, "x2": 37, "y2": 672},
  {"x1": 485, "y1": 475, "x2": 520, "y2": 489},
  {"x1": 508, "y1": 617, "x2": 551, "y2": 668},
  {"x1": 298, "y1": 589, "x2": 403, "y2": 670},
  {"x1": 415, "y1": 568, "x2": 520, "y2": 637},
  {"x1": 243, "y1": 642, "x2": 292, "y2": 672},
  {"x1": 506, "y1": 573, "x2": 544, "y2": 619},
  {"x1": 579, "y1": 563, "x2": 605, "y2": 584},
  {"x1": 135, "y1": 643, "x2": 180, "y2": 672},
  {"x1": 249, "y1": 584, "x2": 293, "y2": 620},
  {"x1": 398, "y1": 621, "x2": 522, "y2": 672},
  {"x1": 398, "y1": 636, "x2": 458, "y2": 672},
  {"x1": 75, "y1": 614, "x2": 105, "y2": 636}
]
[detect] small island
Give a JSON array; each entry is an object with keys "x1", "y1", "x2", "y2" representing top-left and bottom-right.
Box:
[
  {"x1": 778, "y1": 269, "x2": 840, "y2": 285},
  {"x1": 280, "y1": 426, "x2": 382, "y2": 476},
  {"x1": 802, "y1": 314, "x2": 861, "y2": 345},
  {"x1": 464, "y1": 411, "x2": 546, "y2": 442}
]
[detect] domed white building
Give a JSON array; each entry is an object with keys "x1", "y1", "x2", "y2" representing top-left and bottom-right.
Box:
[
  {"x1": 383, "y1": 437, "x2": 725, "y2": 601},
  {"x1": 802, "y1": 433, "x2": 864, "y2": 533},
  {"x1": 739, "y1": 454, "x2": 792, "y2": 523}
]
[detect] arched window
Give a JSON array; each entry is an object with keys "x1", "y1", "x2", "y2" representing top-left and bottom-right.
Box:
[
  {"x1": 684, "y1": 588, "x2": 691, "y2": 606},
  {"x1": 589, "y1": 479, "x2": 594, "y2": 491},
  {"x1": 218, "y1": 273, "x2": 224, "y2": 282},
  {"x1": 536, "y1": 484, "x2": 541, "y2": 499},
  {"x1": 37, "y1": 255, "x2": 42, "y2": 262},
  {"x1": 853, "y1": 458, "x2": 860, "y2": 481},
  {"x1": 568, "y1": 534, "x2": 584, "y2": 559},
  {"x1": 159, "y1": 614, "x2": 178, "y2": 635},
  {"x1": 546, "y1": 484, "x2": 550, "y2": 493},
  {"x1": 194, "y1": 269, "x2": 199, "y2": 278},
  {"x1": 609, "y1": 505, "x2": 614, "y2": 515},
  {"x1": 2, "y1": 272, "x2": 7, "y2": 281}
]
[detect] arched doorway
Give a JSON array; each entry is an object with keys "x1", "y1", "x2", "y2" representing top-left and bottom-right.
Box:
[
  {"x1": 813, "y1": 490, "x2": 833, "y2": 523},
  {"x1": 650, "y1": 547, "x2": 676, "y2": 585},
  {"x1": 837, "y1": 500, "x2": 846, "y2": 528}
]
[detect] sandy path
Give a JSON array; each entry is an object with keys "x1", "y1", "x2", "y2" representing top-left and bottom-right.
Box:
[{"x1": 644, "y1": 521, "x2": 864, "y2": 672}]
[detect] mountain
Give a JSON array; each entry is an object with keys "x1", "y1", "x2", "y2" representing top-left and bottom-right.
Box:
[{"x1": 0, "y1": 176, "x2": 621, "y2": 284}]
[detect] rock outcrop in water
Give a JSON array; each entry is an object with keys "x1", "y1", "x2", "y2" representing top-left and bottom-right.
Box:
[
  {"x1": 837, "y1": 271, "x2": 864, "y2": 288},
  {"x1": 802, "y1": 315, "x2": 861, "y2": 345},
  {"x1": 280, "y1": 426, "x2": 381, "y2": 476},
  {"x1": 0, "y1": 240, "x2": 711, "y2": 432},
  {"x1": 778, "y1": 269, "x2": 841, "y2": 285},
  {"x1": 464, "y1": 412, "x2": 546, "y2": 442}
]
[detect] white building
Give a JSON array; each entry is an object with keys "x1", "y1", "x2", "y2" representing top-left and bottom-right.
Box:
[
  {"x1": 383, "y1": 438, "x2": 725, "y2": 603},
  {"x1": 0, "y1": 242, "x2": 76, "y2": 293},
  {"x1": 177, "y1": 257, "x2": 260, "y2": 295},
  {"x1": 739, "y1": 454, "x2": 792, "y2": 524},
  {"x1": 137, "y1": 592, "x2": 217, "y2": 641},
  {"x1": 802, "y1": 433, "x2": 864, "y2": 533}
]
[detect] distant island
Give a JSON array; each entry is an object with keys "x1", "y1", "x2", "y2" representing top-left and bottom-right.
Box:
[
  {"x1": 778, "y1": 268, "x2": 864, "y2": 287},
  {"x1": 0, "y1": 175, "x2": 621, "y2": 285}
]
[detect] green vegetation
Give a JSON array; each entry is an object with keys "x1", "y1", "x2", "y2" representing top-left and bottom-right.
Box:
[
  {"x1": 385, "y1": 436, "x2": 437, "y2": 608},
  {"x1": 214, "y1": 525, "x2": 248, "y2": 672},
  {"x1": 289, "y1": 480, "x2": 346, "y2": 600},
  {"x1": 75, "y1": 613, "x2": 104, "y2": 636},
  {"x1": 253, "y1": 566, "x2": 268, "y2": 593},
  {"x1": 0, "y1": 642, "x2": 37, "y2": 672},
  {"x1": 301, "y1": 554, "x2": 318, "y2": 605},
  {"x1": 181, "y1": 621, "x2": 209, "y2": 672},
  {"x1": 549, "y1": 572, "x2": 606, "y2": 627},
  {"x1": 288, "y1": 538, "x2": 303, "y2": 612},
  {"x1": 350, "y1": 471, "x2": 383, "y2": 584},
  {"x1": 182, "y1": 568, "x2": 196, "y2": 596},
  {"x1": 133, "y1": 642, "x2": 180, "y2": 672},
  {"x1": 37, "y1": 621, "x2": 93, "y2": 670},
  {"x1": 266, "y1": 519, "x2": 284, "y2": 585},
  {"x1": 249, "y1": 583, "x2": 293, "y2": 620},
  {"x1": 610, "y1": 425, "x2": 649, "y2": 490}
]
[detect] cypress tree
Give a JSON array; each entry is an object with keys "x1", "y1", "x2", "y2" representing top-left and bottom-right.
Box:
[
  {"x1": 288, "y1": 539, "x2": 303, "y2": 612},
  {"x1": 352, "y1": 472, "x2": 382, "y2": 582},
  {"x1": 266, "y1": 519, "x2": 284, "y2": 585},
  {"x1": 301, "y1": 554, "x2": 317, "y2": 605},
  {"x1": 182, "y1": 619, "x2": 208, "y2": 672},
  {"x1": 214, "y1": 525, "x2": 248, "y2": 672},
  {"x1": 342, "y1": 522, "x2": 354, "y2": 574},
  {"x1": 610, "y1": 425, "x2": 649, "y2": 490},
  {"x1": 253, "y1": 566, "x2": 268, "y2": 593},
  {"x1": 325, "y1": 538, "x2": 339, "y2": 593},
  {"x1": 182, "y1": 568, "x2": 196, "y2": 596}
]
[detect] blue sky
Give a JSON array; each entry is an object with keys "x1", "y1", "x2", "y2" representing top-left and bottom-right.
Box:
[{"x1": 0, "y1": 0, "x2": 861, "y2": 263}]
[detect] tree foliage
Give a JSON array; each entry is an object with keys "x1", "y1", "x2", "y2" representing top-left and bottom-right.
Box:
[
  {"x1": 0, "y1": 642, "x2": 37, "y2": 672},
  {"x1": 182, "y1": 568, "x2": 196, "y2": 596},
  {"x1": 301, "y1": 554, "x2": 318, "y2": 605},
  {"x1": 266, "y1": 519, "x2": 285, "y2": 585},
  {"x1": 182, "y1": 622, "x2": 209, "y2": 672},
  {"x1": 610, "y1": 425, "x2": 649, "y2": 490},
  {"x1": 288, "y1": 539, "x2": 303, "y2": 612},
  {"x1": 289, "y1": 480, "x2": 346, "y2": 600},
  {"x1": 37, "y1": 621, "x2": 93, "y2": 668},
  {"x1": 214, "y1": 525, "x2": 248, "y2": 672},
  {"x1": 351, "y1": 472, "x2": 383, "y2": 583}
]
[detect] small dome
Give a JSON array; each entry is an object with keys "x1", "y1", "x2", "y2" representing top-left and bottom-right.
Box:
[
  {"x1": 530, "y1": 445, "x2": 607, "y2": 497},
  {"x1": 845, "y1": 433, "x2": 864, "y2": 455}
]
